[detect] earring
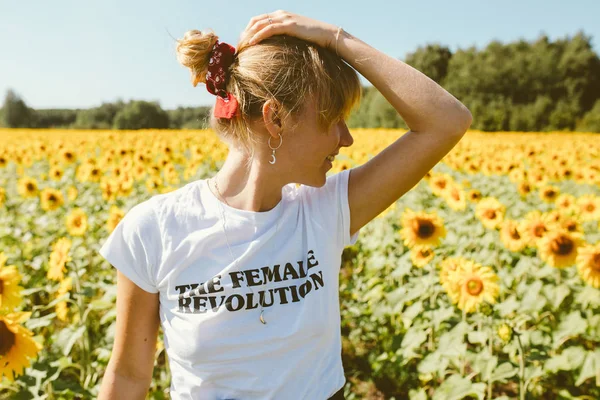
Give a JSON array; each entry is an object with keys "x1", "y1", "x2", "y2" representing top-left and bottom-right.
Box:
[{"x1": 268, "y1": 132, "x2": 283, "y2": 164}]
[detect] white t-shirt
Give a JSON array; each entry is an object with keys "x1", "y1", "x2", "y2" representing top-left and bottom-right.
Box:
[{"x1": 99, "y1": 168, "x2": 360, "y2": 400}]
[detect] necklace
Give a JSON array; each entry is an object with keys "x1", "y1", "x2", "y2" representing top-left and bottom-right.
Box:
[{"x1": 210, "y1": 176, "x2": 284, "y2": 325}]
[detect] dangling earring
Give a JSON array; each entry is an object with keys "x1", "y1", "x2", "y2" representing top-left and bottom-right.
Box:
[{"x1": 268, "y1": 132, "x2": 283, "y2": 165}]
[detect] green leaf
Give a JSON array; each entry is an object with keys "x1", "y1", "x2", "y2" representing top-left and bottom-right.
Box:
[
  {"x1": 467, "y1": 331, "x2": 488, "y2": 345},
  {"x1": 409, "y1": 388, "x2": 428, "y2": 400},
  {"x1": 401, "y1": 301, "x2": 424, "y2": 328},
  {"x1": 432, "y1": 374, "x2": 486, "y2": 400},
  {"x1": 544, "y1": 346, "x2": 587, "y2": 373},
  {"x1": 544, "y1": 284, "x2": 571, "y2": 310},
  {"x1": 553, "y1": 312, "x2": 588, "y2": 348},
  {"x1": 521, "y1": 280, "x2": 546, "y2": 313},
  {"x1": 24, "y1": 312, "x2": 58, "y2": 330},
  {"x1": 55, "y1": 325, "x2": 87, "y2": 356},
  {"x1": 400, "y1": 326, "x2": 428, "y2": 360},
  {"x1": 431, "y1": 306, "x2": 455, "y2": 329},
  {"x1": 576, "y1": 286, "x2": 600, "y2": 308},
  {"x1": 490, "y1": 362, "x2": 518, "y2": 383},
  {"x1": 496, "y1": 295, "x2": 520, "y2": 317},
  {"x1": 576, "y1": 349, "x2": 600, "y2": 386}
]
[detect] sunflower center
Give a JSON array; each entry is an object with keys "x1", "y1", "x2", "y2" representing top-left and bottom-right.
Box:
[
  {"x1": 49, "y1": 194, "x2": 57, "y2": 203},
  {"x1": 550, "y1": 236, "x2": 574, "y2": 255},
  {"x1": 0, "y1": 279, "x2": 3, "y2": 294},
  {"x1": 484, "y1": 210, "x2": 496, "y2": 219},
  {"x1": 585, "y1": 204, "x2": 595, "y2": 212},
  {"x1": 592, "y1": 253, "x2": 600, "y2": 272},
  {"x1": 0, "y1": 321, "x2": 15, "y2": 357},
  {"x1": 510, "y1": 227, "x2": 521, "y2": 240},
  {"x1": 565, "y1": 221, "x2": 576, "y2": 232},
  {"x1": 533, "y1": 225, "x2": 547, "y2": 237},
  {"x1": 466, "y1": 279, "x2": 483, "y2": 296},
  {"x1": 415, "y1": 220, "x2": 435, "y2": 238},
  {"x1": 26, "y1": 183, "x2": 35, "y2": 191},
  {"x1": 74, "y1": 218, "x2": 81, "y2": 227}
]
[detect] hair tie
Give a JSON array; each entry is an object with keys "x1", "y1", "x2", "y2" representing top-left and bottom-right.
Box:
[{"x1": 206, "y1": 40, "x2": 240, "y2": 119}]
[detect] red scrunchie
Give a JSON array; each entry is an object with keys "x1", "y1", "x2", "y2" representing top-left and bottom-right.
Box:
[{"x1": 206, "y1": 40, "x2": 240, "y2": 119}]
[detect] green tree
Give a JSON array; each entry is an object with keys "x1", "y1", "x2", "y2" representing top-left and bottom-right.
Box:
[
  {"x1": 404, "y1": 43, "x2": 452, "y2": 84},
  {"x1": 577, "y1": 99, "x2": 600, "y2": 132},
  {"x1": 112, "y1": 100, "x2": 169, "y2": 130},
  {"x1": 74, "y1": 100, "x2": 126, "y2": 129},
  {"x1": 1, "y1": 89, "x2": 35, "y2": 128}
]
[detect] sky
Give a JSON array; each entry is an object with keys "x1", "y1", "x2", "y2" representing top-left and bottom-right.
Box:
[{"x1": 0, "y1": 0, "x2": 598, "y2": 110}]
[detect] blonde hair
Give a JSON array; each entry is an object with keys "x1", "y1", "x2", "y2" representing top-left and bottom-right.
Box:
[{"x1": 175, "y1": 29, "x2": 361, "y2": 158}]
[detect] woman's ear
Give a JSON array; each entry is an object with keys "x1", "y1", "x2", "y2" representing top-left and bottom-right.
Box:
[{"x1": 262, "y1": 100, "x2": 282, "y2": 133}]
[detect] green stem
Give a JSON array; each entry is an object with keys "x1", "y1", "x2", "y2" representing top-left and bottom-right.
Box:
[
  {"x1": 516, "y1": 332, "x2": 527, "y2": 400},
  {"x1": 71, "y1": 261, "x2": 90, "y2": 387},
  {"x1": 487, "y1": 316, "x2": 494, "y2": 399}
]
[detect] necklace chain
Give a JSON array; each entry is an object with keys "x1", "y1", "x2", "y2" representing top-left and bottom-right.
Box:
[{"x1": 210, "y1": 176, "x2": 283, "y2": 325}]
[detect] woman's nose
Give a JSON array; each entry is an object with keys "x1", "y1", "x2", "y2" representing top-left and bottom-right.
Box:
[{"x1": 338, "y1": 120, "x2": 353, "y2": 148}]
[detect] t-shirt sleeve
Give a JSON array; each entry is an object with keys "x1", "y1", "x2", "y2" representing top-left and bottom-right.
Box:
[
  {"x1": 302, "y1": 168, "x2": 361, "y2": 249},
  {"x1": 98, "y1": 199, "x2": 161, "y2": 294}
]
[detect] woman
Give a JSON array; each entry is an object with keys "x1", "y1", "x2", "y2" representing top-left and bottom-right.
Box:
[{"x1": 97, "y1": 10, "x2": 472, "y2": 400}]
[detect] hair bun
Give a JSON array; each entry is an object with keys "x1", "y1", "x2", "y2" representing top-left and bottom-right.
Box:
[{"x1": 175, "y1": 29, "x2": 219, "y2": 87}]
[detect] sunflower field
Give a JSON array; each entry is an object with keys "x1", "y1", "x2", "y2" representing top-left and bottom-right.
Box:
[{"x1": 0, "y1": 128, "x2": 599, "y2": 400}]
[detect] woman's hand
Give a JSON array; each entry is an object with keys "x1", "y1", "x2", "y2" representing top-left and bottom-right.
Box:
[{"x1": 237, "y1": 10, "x2": 339, "y2": 52}]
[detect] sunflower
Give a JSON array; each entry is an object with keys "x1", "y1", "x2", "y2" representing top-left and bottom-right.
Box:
[
  {"x1": 132, "y1": 162, "x2": 148, "y2": 180},
  {"x1": 48, "y1": 165, "x2": 64, "y2": 181},
  {"x1": 55, "y1": 277, "x2": 73, "y2": 322},
  {"x1": 454, "y1": 260, "x2": 500, "y2": 314},
  {"x1": 428, "y1": 173, "x2": 454, "y2": 197},
  {"x1": 519, "y1": 210, "x2": 554, "y2": 248},
  {"x1": 498, "y1": 219, "x2": 528, "y2": 253},
  {"x1": 537, "y1": 228, "x2": 586, "y2": 268},
  {"x1": 0, "y1": 187, "x2": 5, "y2": 207},
  {"x1": 475, "y1": 197, "x2": 506, "y2": 230},
  {"x1": 438, "y1": 257, "x2": 470, "y2": 304},
  {"x1": 0, "y1": 253, "x2": 24, "y2": 312},
  {"x1": 410, "y1": 244, "x2": 434, "y2": 268},
  {"x1": 538, "y1": 184, "x2": 560, "y2": 203},
  {"x1": 575, "y1": 194, "x2": 600, "y2": 222},
  {"x1": 576, "y1": 243, "x2": 600, "y2": 288},
  {"x1": 555, "y1": 193, "x2": 578, "y2": 214},
  {"x1": 40, "y1": 188, "x2": 64, "y2": 212},
  {"x1": 66, "y1": 208, "x2": 88, "y2": 236},
  {"x1": 516, "y1": 180, "x2": 534, "y2": 197},
  {"x1": 442, "y1": 182, "x2": 468, "y2": 211},
  {"x1": 67, "y1": 186, "x2": 78, "y2": 202},
  {"x1": 118, "y1": 175, "x2": 134, "y2": 197},
  {"x1": 100, "y1": 178, "x2": 119, "y2": 202},
  {"x1": 145, "y1": 176, "x2": 163, "y2": 193},
  {"x1": 59, "y1": 148, "x2": 76, "y2": 164},
  {"x1": 17, "y1": 177, "x2": 38, "y2": 198},
  {"x1": 400, "y1": 208, "x2": 447, "y2": 248},
  {"x1": 0, "y1": 312, "x2": 43, "y2": 382},
  {"x1": 106, "y1": 206, "x2": 125, "y2": 234},
  {"x1": 467, "y1": 189, "x2": 482, "y2": 203},
  {"x1": 47, "y1": 238, "x2": 72, "y2": 281}
]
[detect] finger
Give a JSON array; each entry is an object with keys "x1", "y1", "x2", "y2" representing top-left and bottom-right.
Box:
[
  {"x1": 247, "y1": 23, "x2": 281, "y2": 45},
  {"x1": 244, "y1": 18, "x2": 278, "y2": 46},
  {"x1": 244, "y1": 13, "x2": 270, "y2": 34}
]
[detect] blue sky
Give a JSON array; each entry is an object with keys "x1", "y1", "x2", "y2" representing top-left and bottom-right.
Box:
[{"x1": 1, "y1": 0, "x2": 597, "y2": 110}]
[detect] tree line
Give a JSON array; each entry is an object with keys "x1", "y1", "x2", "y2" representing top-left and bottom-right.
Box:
[{"x1": 2, "y1": 31, "x2": 599, "y2": 132}]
